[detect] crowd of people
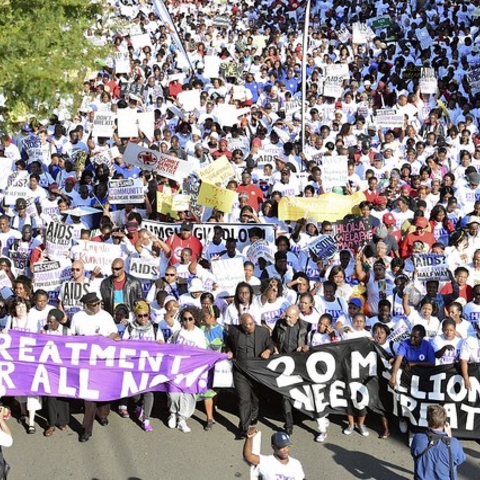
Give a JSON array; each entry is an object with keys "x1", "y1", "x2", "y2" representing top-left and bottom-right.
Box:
[{"x1": 0, "y1": 0, "x2": 479, "y2": 476}]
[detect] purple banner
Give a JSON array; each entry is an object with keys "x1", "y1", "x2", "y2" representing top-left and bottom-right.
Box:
[{"x1": 0, "y1": 331, "x2": 227, "y2": 401}]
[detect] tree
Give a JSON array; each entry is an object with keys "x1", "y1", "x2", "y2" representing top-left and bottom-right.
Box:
[{"x1": 0, "y1": 0, "x2": 107, "y2": 123}]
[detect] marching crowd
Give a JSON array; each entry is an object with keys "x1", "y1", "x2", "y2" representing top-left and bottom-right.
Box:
[{"x1": 0, "y1": 0, "x2": 480, "y2": 477}]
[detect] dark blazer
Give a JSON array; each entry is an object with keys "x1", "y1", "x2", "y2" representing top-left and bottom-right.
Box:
[
  {"x1": 272, "y1": 318, "x2": 308, "y2": 353},
  {"x1": 226, "y1": 325, "x2": 273, "y2": 362}
]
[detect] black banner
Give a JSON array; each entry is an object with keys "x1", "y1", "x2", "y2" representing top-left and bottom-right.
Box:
[{"x1": 238, "y1": 338, "x2": 480, "y2": 439}]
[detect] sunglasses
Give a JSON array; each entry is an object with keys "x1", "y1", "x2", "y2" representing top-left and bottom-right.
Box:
[
  {"x1": 182, "y1": 316, "x2": 194, "y2": 322},
  {"x1": 165, "y1": 273, "x2": 175, "y2": 276},
  {"x1": 137, "y1": 313, "x2": 149, "y2": 318},
  {"x1": 86, "y1": 302, "x2": 101, "y2": 307},
  {"x1": 112, "y1": 267, "x2": 123, "y2": 271},
  {"x1": 71, "y1": 268, "x2": 82, "y2": 272}
]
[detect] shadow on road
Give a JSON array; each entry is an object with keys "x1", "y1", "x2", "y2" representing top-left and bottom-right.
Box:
[{"x1": 325, "y1": 444, "x2": 412, "y2": 480}]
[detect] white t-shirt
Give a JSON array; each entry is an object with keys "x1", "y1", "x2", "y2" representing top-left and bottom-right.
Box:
[
  {"x1": 462, "y1": 301, "x2": 480, "y2": 330},
  {"x1": 408, "y1": 311, "x2": 441, "y2": 340},
  {"x1": 257, "y1": 455, "x2": 305, "y2": 480},
  {"x1": 459, "y1": 335, "x2": 480, "y2": 363},
  {"x1": 70, "y1": 309, "x2": 117, "y2": 336},
  {"x1": 431, "y1": 334, "x2": 463, "y2": 365},
  {"x1": 173, "y1": 326, "x2": 207, "y2": 349}
]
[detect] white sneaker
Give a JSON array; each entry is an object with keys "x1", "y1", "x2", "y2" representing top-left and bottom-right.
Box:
[
  {"x1": 325, "y1": 418, "x2": 330, "y2": 428},
  {"x1": 315, "y1": 432, "x2": 327, "y2": 443},
  {"x1": 408, "y1": 432, "x2": 414, "y2": 447},
  {"x1": 177, "y1": 419, "x2": 191, "y2": 433},
  {"x1": 167, "y1": 414, "x2": 177, "y2": 429},
  {"x1": 358, "y1": 425, "x2": 369, "y2": 437}
]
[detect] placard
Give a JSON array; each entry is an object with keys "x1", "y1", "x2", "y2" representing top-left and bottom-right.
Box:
[
  {"x1": 322, "y1": 155, "x2": 348, "y2": 190},
  {"x1": 413, "y1": 254, "x2": 449, "y2": 282},
  {"x1": 308, "y1": 235, "x2": 337, "y2": 260},
  {"x1": 72, "y1": 240, "x2": 122, "y2": 275},
  {"x1": 117, "y1": 109, "x2": 138, "y2": 138},
  {"x1": 33, "y1": 261, "x2": 71, "y2": 292},
  {"x1": 335, "y1": 217, "x2": 373, "y2": 252},
  {"x1": 45, "y1": 222, "x2": 74, "y2": 260},
  {"x1": 127, "y1": 257, "x2": 160, "y2": 280},
  {"x1": 93, "y1": 112, "x2": 116, "y2": 137},
  {"x1": 198, "y1": 155, "x2": 235, "y2": 184},
  {"x1": 376, "y1": 108, "x2": 404, "y2": 128},
  {"x1": 245, "y1": 240, "x2": 275, "y2": 264},
  {"x1": 197, "y1": 183, "x2": 237, "y2": 211},
  {"x1": 323, "y1": 77, "x2": 344, "y2": 99},
  {"x1": 123, "y1": 142, "x2": 193, "y2": 181},
  {"x1": 420, "y1": 67, "x2": 437, "y2": 94},
  {"x1": 325, "y1": 64, "x2": 350, "y2": 81},
  {"x1": 108, "y1": 178, "x2": 144, "y2": 204},
  {"x1": 211, "y1": 258, "x2": 246, "y2": 292}
]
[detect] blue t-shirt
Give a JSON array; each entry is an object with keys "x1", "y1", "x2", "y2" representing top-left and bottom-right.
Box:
[{"x1": 397, "y1": 339, "x2": 435, "y2": 364}]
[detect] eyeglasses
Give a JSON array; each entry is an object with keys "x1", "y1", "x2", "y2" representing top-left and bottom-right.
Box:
[
  {"x1": 112, "y1": 266, "x2": 123, "y2": 271},
  {"x1": 323, "y1": 229, "x2": 333, "y2": 233},
  {"x1": 182, "y1": 316, "x2": 194, "y2": 321},
  {"x1": 137, "y1": 313, "x2": 149, "y2": 318},
  {"x1": 71, "y1": 268, "x2": 82, "y2": 272},
  {"x1": 86, "y1": 302, "x2": 101, "y2": 307}
]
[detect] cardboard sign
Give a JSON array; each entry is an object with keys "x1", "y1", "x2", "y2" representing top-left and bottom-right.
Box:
[
  {"x1": 403, "y1": 65, "x2": 422, "y2": 80},
  {"x1": 156, "y1": 191, "x2": 173, "y2": 215},
  {"x1": 137, "y1": 111, "x2": 155, "y2": 141},
  {"x1": 198, "y1": 155, "x2": 235, "y2": 184},
  {"x1": 416, "y1": 27, "x2": 433, "y2": 50},
  {"x1": 308, "y1": 235, "x2": 337, "y2": 260},
  {"x1": 413, "y1": 254, "x2": 449, "y2": 282},
  {"x1": 197, "y1": 183, "x2": 237, "y2": 211},
  {"x1": 335, "y1": 217, "x2": 373, "y2": 252},
  {"x1": 108, "y1": 178, "x2": 144, "y2": 204},
  {"x1": 123, "y1": 142, "x2": 193, "y2": 181},
  {"x1": 115, "y1": 51, "x2": 131, "y2": 74},
  {"x1": 371, "y1": 16, "x2": 391, "y2": 29},
  {"x1": 323, "y1": 77, "x2": 344, "y2": 98},
  {"x1": 219, "y1": 62, "x2": 245, "y2": 79},
  {"x1": 325, "y1": 64, "x2": 350, "y2": 81},
  {"x1": 352, "y1": 23, "x2": 370, "y2": 44},
  {"x1": 322, "y1": 155, "x2": 348, "y2": 190},
  {"x1": 211, "y1": 258, "x2": 246, "y2": 292},
  {"x1": 335, "y1": 26, "x2": 351, "y2": 43},
  {"x1": 171, "y1": 194, "x2": 191, "y2": 212}
]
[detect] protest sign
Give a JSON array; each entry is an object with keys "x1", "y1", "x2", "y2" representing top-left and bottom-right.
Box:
[
  {"x1": 127, "y1": 257, "x2": 160, "y2": 280},
  {"x1": 182, "y1": 174, "x2": 203, "y2": 219},
  {"x1": 0, "y1": 330, "x2": 227, "y2": 400},
  {"x1": 7, "y1": 170, "x2": 29, "y2": 188},
  {"x1": 117, "y1": 109, "x2": 138, "y2": 138},
  {"x1": 198, "y1": 155, "x2": 235, "y2": 184},
  {"x1": 211, "y1": 258, "x2": 246, "y2": 292},
  {"x1": 420, "y1": 67, "x2": 437, "y2": 94},
  {"x1": 33, "y1": 261, "x2": 70, "y2": 292},
  {"x1": 203, "y1": 54, "x2": 221, "y2": 78},
  {"x1": 352, "y1": 23, "x2": 370, "y2": 43},
  {"x1": 245, "y1": 239, "x2": 275, "y2": 264},
  {"x1": 308, "y1": 235, "x2": 337, "y2": 260},
  {"x1": 108, "y1": 178, "x2": 144, "y2": 204},
  {"x1": 467, "y1": 68, "x2": 480, "y2": 95},
  {"x1": 322, "y1": 155, "x2": 348, "y2": 190},
  {"x1": 45, "y1": 221, "x2": 74, "y2": 259},
  {"x1": 213, "y1": 359, "x2": 234, "y2": 388},
  {"x1": 323, "y1": 76, "x2": 343, "y2": 98},
  {"x1": 9, "y1": 250, "x2": 30, "y2": 276},
  {"x1": 0, "y1": 271, "x2": 12, "y2": 289},
  {"x1": 73, "y1": 240, "x2": 122, "y2": 275},
  {"x1": 123, "y1": 143, "x2": 193, "y2": 181},
  {"x1": 4, "y1": 186, "x2": 31, "y2": 205},
  {"x1": 178, "y1": 89, "x2": 201, "y2": 112},
  {"x1": 138, "y1": 111, "x2": 155, "y2": 141},
  {"x1": 335, "y1": 26, "x2": 351, "y2": 43},
  {"x1": 130, "y1": 33, "x2": 151, "y2": 50},
  {"x1": 335, "y1": 216, "x2": 373, "y2": 251},
  {"x1": 278, "y1": 191, "x2": 366, "y2": 222},
  {"x1": 114, "y1": 51, "x2": 130, "y2": 74},
  {"x1": 215, "y1": 104, "x2": 239, "y2": 128},
  {"x1": 325, "y1": 64, "x2": 350, "y2": 81},
  {"x1": 256, "y1": 145, "x2": 283, "y2": 166},
  {"x1": 197, "y1": 183, "x2": 237, "y2": 211},
  {"x1": 156, "y1": 191, "x2": 173, "y2": 215},
  {"x1": 142, "y1": 220, "x2": 276, "y2": 252},
  {"x1": 416, "y1": 27, "x2": 433, "y2": 50},
  {"x1": 376, "y1": 108, "x2": 404, "y2": 129},
  {"x1": 413, "y1": 254, "x2": 449, "y2": 282},
  {"x1": 285, "y1": 99, "x2": 302, "y2": 119},
  {"x1": 171, "y1": 194, "x2": 191, "y2": 212},
  {"x1": 238, "y1": 338, "x2": 480, "y2": 438},
  {"x1": 403, "y1": 65, "x2": 422, "y2": 80},
  {"x1": 93, "y1": 112, "x2": 115, "y2": 137},
  {"x1": 212, "y1": 15, "x2": 229, "y2": 28},
  {"x1": 219, "y1": 62, "x2": 245, "y2": 79},
  {"x1": 371, "y1": 16, "x2": 391, "y2": 29},
  {"x1": 227, "y1": 137, "x2": 250, "y2": 156}
]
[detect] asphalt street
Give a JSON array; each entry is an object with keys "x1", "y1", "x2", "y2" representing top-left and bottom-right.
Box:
[{"x1": 4, "y1": 392, "x2": 480, "y2": 480}]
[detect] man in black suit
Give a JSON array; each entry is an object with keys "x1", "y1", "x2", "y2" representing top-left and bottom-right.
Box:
[{"x1": 226, "y1": 313, "x2": 273, "y2": 439}]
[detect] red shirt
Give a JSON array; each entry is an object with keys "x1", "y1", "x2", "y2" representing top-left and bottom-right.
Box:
[
  {"x1": 440, "y1": 283, "x2": 473, "y2": 304},
  {"x1": 237, "y1": 184, "x2": 264, "y2": 210},
  {"x1": 166, "y1": 233, "x2": 202, "y2": 265}
]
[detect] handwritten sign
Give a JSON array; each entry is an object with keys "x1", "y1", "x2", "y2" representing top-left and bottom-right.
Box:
[
  {"x1": 413, "y1": 254, "x2": 449, "y2": 282},
  {"x1": 197, "y1": 183, "x2": 237, "y2": 211},
  {"x1": 198, "y1": 155, "x2": 235, "y2": 184}
]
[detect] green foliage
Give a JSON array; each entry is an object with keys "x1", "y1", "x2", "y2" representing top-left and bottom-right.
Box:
[{"x1": 0, "y1": 0, "x2": 107, "y2": 121}]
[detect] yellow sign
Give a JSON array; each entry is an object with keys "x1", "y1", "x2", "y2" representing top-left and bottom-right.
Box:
[
  {"x1": 156, "y1": 191, "x2": 172, "y2": 215},
  {"x1": 198, "y1": 155, "x2": 235, "y2": 184},
  {"x1": 171, "y1": 194, "x2": 191, "y2": 212},
  {"x1": 197, "y1": 183, "x2": 237, "y2": 212},
  {"x1": 278, "y1": 192, "x2": 366, "y2": 222}
]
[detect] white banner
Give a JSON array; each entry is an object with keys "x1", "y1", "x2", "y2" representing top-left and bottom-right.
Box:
[{"x1": 376, "y1": 109, "x2": 405, "y2": 128}]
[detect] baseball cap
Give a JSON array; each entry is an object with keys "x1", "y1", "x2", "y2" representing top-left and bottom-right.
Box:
[
  {"x1": 348, "y1": 298, "x2": 362, "y2": 308},
  {"x1": 382, "y1": 213, "x2": 396, "y2": 225},
  {"x1": 468, "y1": 172, "x2": 480, "y2": 186},
  {"x1": 467, "y1": 215, "x2": 480, "y2": 225},
  {"x1": 15, "y1": 198, "x2": 27, "y2": 209},
  {"x1": 181, "y1": 221, "x2": 193, "y2": 231},
  {"x1": 374, "y1": 196, "x2": 388, "y2": 206},
  {"x1": 271, "y1": 432, "x2": 292, "y2": 449},
  {"x1": 415, "y1": 217, "x2": 429, "y2": 228}
]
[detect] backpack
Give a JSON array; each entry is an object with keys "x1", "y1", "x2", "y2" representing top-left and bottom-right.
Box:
[{"x1": 413, "y1": 430, "x2": 454, "y2": 480}]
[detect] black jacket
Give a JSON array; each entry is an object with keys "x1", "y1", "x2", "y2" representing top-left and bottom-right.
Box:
[
  {"x1": 100, "y1": 273, "x2": 143, "y2": 315},
  {"x1": 272, "y1": 319, "x2": 308, "y2": 353},
  {"x1": 226, "y1": 325, "x2": 273, "y2": 363}
]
